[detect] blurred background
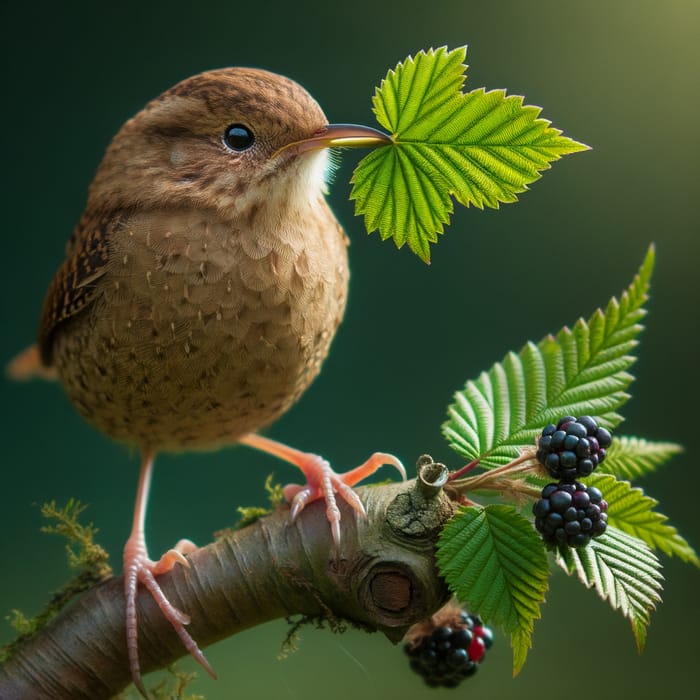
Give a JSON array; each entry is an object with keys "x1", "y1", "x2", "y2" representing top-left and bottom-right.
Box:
[{"x1": 2, "y1": 0, "x2": 698, "y2": 697}]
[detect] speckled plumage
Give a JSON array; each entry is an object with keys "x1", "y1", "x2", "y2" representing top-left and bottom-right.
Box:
[
  {"x1": 39, "y1": 68, "x2": 348, "y2": 452},
  {"x1": 19, "y1": 67, "x2": 400, "y2": 696}
]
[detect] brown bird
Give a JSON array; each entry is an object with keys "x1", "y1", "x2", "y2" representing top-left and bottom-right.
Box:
[{"x1": 9, "y1": 67, "x2": 405, "y2": 696}]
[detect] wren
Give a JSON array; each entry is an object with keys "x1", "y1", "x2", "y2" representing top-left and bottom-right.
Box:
[{"x1": 9, "y1": 67, "x2": 405, "y2": 696}]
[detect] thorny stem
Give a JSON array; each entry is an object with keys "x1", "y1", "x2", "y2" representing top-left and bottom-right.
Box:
[
  {"x1": 447, "y1": 458, "x2": 481, "y2": 482},
  {"x1": 479, "y1": 478, "x2": 543, "y2": 500},
  {"x1": 449, "y1": 451, "x2": 540, "y2": 495},
  {"x1": 447, "y1": 450, "x2": 536, "y2": 483}
]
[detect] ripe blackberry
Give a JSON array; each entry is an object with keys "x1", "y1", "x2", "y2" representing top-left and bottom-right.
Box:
[
  {"x1": 536, "y1": 415, "x2": 612, "y2": 482},
  {"x1": 404, "y1": 609, "x2": 493, "y2": 687},
  {"x1": 533, "y1": 480, "x2": 608, "y2": 547}
]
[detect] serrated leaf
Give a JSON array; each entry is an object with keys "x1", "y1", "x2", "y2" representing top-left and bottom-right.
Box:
[
  {"x1": 350, "y1": 46, "x2": 588, "y2": 261},
  {"x1": 372, "y1": 45, "x2": 467, "y2": 134},
  {"x1": 556, "y1": 526, "x2": 663, "y2": 651},
  {"x1": 351, "y1": 146, "x2": 452, "y2": 260},
  {"x1": 587, "y1": 474, "x2": 699, "y2": 566},
  {"x1": 443, "y1": 245, "x2": 655, "y2": 468},
  {"x1": 603, "y1": 436, "x2": 683, "y2": 480},
  {"x1": 436, "y1": 504, "x2": 549, "y2": 674}
]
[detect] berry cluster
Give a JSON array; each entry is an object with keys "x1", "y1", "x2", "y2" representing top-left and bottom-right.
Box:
[
  {"x1": 533, "y1": 481, "x2": 608, "y2": 547},
  {"x1": 537, "y1": 415, "x2": 612, "y2": 481},
  {"x1": 404, "y1": 610, "x2": 493, "y2": 688},
  {"x1": 533, "y1": 416, "x2": 612, "y2": 548}
]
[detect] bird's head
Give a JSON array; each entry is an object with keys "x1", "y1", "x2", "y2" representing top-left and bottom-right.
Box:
[{"x1": 87, "y1": 67, "x2": 390, "y2": 220}]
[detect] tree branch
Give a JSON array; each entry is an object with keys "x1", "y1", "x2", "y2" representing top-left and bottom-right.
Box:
[{"x1": 0, "y1": 460, "x2": 455, "y2": 699}]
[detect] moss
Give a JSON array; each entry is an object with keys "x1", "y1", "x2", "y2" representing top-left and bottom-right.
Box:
[{"x1": 0, "y1": 499, "x2": 112, "y2": 663}]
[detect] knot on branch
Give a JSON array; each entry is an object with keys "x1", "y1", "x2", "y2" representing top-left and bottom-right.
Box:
[
  {"x1": 386, "y1": 455, "x2": 454, "y2": 540},
  {"x1": 0, "y1": 461, "x2": 457, "y2": 698}
]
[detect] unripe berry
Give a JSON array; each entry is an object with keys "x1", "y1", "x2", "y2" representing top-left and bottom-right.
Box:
[{"x1": 404, "y1": 608, "x2": 494, "y2": 687}]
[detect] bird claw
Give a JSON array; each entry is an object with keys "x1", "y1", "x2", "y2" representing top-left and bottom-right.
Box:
[
  {"x1": 284, "y1": 451, "x2": 406, "y2": 548},
  {"x1": 339, "y1": 452, "x2": 407, "y2": 485},
  {"x1": 124, "y1": 536, "x2": 215, "y2": 698},
  {"x1": 240, "y1": 433, "x2": 404, "y2": 550},
  {"x1": 151, "y1": 540, "x2": 196, "y2": 574}
]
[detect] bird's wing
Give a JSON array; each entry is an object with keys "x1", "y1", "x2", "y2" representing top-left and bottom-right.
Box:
[
  {"x1": 38, "y1": 209, "x2": 123, "y2": 365},
  {"x1": 36, "y1": 208, "x2": 236, "y2": 366}
]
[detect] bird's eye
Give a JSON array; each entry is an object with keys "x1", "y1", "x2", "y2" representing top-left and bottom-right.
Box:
[{"x1": 223, "y1": 124, "x2": 255, "y2": 151}]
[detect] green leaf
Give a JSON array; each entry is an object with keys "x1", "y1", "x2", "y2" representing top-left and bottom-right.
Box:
[
  {"x1": 436, "y1": 504, "x2": 549, "y2": 674},
  {"x1": 349, "y1": 146, "x2": 452, "y2": 261},
  {"x1": 350, "y1": 46, "x2": 588, "y2": 261},
  {"x1": 603, "y1": 436, "x2": 683, "y2": 480},
  {"x1": 556, "y1": 526, "x2": 663, "y2": 651},
  {"x1": 371, "y1": 45, "x2": 468, "y2": 135},
  {"x1": 443, "y1": 245, "x2": 655, "y2": 468},
  {"x1": 587, "y1": 474, "x2": 699, "y2": 566}
]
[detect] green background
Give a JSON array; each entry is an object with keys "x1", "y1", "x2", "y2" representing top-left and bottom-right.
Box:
[{"x1": 2, "y1": 0, "x2": 698, "y2": 697}]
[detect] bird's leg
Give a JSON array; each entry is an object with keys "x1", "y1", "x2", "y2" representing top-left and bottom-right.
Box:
[
  {"x1": 123, "y1": 452, "x2": 216, "y2": 698},
  {"x1": 238, "y1": 434, "x2": 405, "y2": 548}
]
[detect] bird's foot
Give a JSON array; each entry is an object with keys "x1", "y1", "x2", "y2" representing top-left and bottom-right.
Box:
[
  {"x1": 284, "y1": 451, "x2": 405, "y2": 547},
  {"x1": 123, "y1": 535, "x2": 216, "y2": 698},
  {"x1": 239, "y1": 434, "x2": 405, "y2": 549}
]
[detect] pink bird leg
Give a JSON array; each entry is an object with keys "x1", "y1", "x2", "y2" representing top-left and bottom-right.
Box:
[
  {"x1": 123, "y1": 452, "x2": 216, "y2": 698},
  {"x1": 239, "y1": 433, "x2": 406, "y2": 548}
]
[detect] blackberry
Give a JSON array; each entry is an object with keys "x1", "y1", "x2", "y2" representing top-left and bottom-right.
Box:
[
  {"x1": 536, "y1": 415, "x2": 612, "y2": 482},
  {"x1": 533, "y1": 480, "x2": 608, "y2": 547},
  {"x1": 404, "y1": 609, "x2": 493, "y2": 687}
]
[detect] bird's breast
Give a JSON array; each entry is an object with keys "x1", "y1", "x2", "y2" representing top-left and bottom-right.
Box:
[{"x1": 52, "y1": 204, "x2": 349, "y2": 451}]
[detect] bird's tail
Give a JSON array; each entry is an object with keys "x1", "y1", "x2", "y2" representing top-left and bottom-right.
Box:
[{"x1": 6, "y1": 344, "x2": 57, "y2": 381}]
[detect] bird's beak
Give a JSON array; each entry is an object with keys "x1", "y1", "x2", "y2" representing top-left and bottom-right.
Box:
[{"x1": 277, "y1": 123, "x2": 392, "y2": 157}]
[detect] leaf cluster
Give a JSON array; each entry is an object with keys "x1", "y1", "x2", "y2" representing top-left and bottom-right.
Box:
[
  {"x1": 351, "y1": 46, "x2": 588, "y2": 261},
  {"x1": 435, "y1": 247, "x2": 698, "y2": 673}
]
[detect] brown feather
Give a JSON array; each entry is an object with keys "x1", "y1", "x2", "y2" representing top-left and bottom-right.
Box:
[{"x1": 38, "y1": 210, "x2": 122, "y2": 364}]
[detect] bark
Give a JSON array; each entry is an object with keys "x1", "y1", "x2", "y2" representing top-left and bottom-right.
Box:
[{"x1": 0, "y1": 462, "x2": 455, "y2": 699}]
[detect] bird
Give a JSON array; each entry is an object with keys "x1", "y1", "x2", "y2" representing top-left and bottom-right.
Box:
[{"x1": 8, "y1": 66, "x2": 405, "y2": 697}]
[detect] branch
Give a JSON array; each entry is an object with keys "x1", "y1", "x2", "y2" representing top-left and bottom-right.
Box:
[{"x1": 0, "y1": 460, "x2": 455, "y2": 699}]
